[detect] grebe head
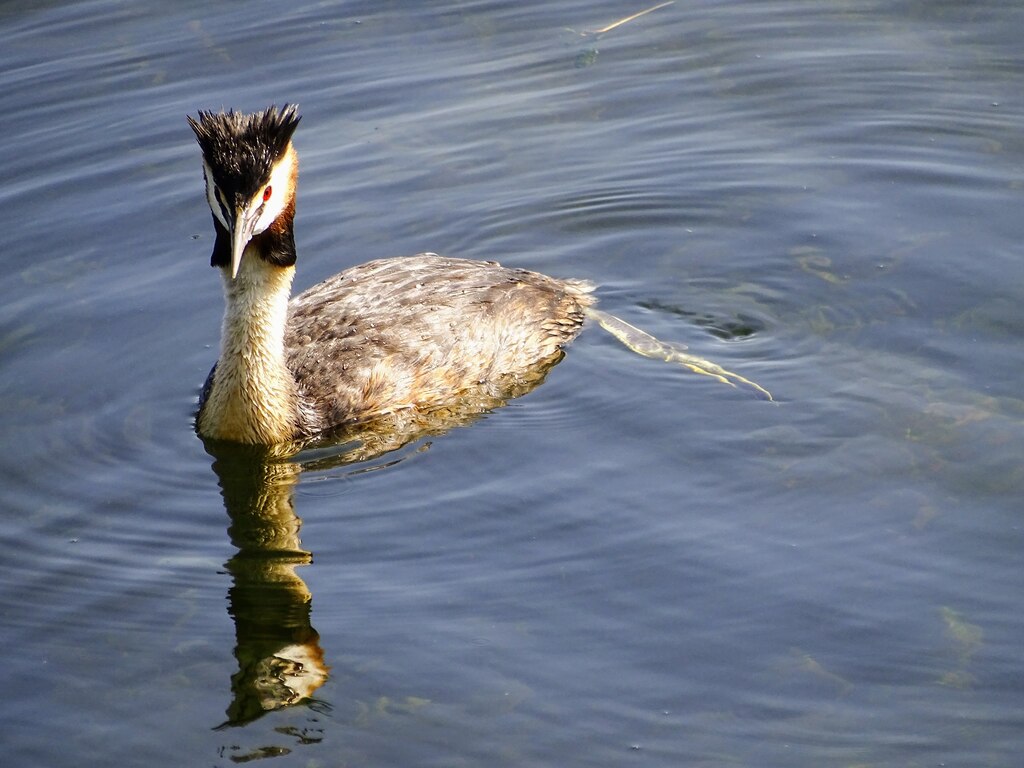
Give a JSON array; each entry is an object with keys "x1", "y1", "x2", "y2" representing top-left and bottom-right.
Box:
[{"x1": 188, "y1": 104, "x2": 302, "y2": 278}]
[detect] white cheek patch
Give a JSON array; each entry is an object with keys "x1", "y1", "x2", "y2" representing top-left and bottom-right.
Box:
[
  {"x1": 250, "y1": 149, "x2": 295, "y2": 235},
  {"x1": 203, "y1": 161, "x2": 231, "y2": 231}
]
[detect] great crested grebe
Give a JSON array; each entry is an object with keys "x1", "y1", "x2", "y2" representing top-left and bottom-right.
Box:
[
  {"x1": 189, "y1": 104, "x2": 600, "y2": 444},
  {"x1": 189, "y1": 105, "x2": 768, "y2": 445}
]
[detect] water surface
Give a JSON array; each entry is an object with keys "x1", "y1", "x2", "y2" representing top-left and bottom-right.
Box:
[{"x1": 2, "y1": 1, "x2": 1022, "y2": 766}]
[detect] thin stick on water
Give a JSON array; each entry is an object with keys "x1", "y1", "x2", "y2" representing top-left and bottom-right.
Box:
[{"x1": 581, "y1": 1, "x2": 676, "y2": 37}]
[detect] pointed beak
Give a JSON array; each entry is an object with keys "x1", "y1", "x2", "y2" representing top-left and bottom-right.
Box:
[{"x1": 229, "y1": 204, "x2": 261, "y2": 279}]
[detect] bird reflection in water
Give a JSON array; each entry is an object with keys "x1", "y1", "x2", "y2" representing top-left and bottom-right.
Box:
[
  {"x1": 204, "y1": 353, "x2": 563, "y2": 737},
  {"x1": 208, "y1": 442, "x2": 327, "y2": 730}
]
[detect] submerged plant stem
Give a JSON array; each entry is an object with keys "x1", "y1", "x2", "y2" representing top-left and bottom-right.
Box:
[{"x1": 588, "y1": 309, "x2": 773, "y2": 401}]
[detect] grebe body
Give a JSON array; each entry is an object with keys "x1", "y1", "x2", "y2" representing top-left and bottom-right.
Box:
[{"x1": 190, "y1": 105, "x2": 594, "y2": 445}]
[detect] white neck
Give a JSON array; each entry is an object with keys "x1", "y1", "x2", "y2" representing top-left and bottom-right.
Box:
[{"x1": 198, "y1": 250, "x2": 299, "y2": 443}]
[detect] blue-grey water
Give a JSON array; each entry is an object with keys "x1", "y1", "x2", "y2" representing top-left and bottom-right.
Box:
[{"x1": 2, "y1": 1, "x2": 1022, "y2": 766}]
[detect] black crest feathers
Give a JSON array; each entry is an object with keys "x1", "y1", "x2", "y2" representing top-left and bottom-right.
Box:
[{"x1": 187, "y1": 104, "x2": 301, "y2": 199}]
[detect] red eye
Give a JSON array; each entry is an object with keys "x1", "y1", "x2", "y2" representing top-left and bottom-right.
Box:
[{"x1": 263, "y1": 186, "x2": 273, "y2": 202}]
